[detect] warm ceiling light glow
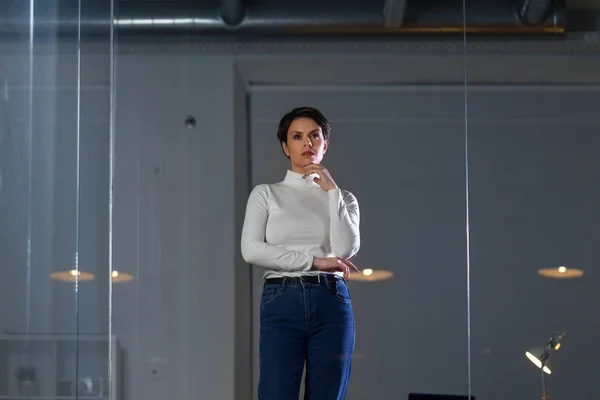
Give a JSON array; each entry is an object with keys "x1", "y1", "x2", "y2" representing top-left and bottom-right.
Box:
[
  {"x1": 50, "y1": 270, "x2": 95, "y2": 282},
  {"x1": 538, "y1": 266, "x2": 584, "y2": 279},
  {"x1": 112, "y1": 271, "x2": 134, "y2": 283},
  {"x1": 350, "y1": 269, "x2": 393, "y2": 282},
  {"x1": 51, "y1": 269, "x2": 134, "y2": 283}
]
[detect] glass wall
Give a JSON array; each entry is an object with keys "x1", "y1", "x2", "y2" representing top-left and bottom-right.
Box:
[
  {"x1": 0, "y1": 0, "x2": 115, "y2": 398},
  {"x1": 245, "y1": 6, "x2": 471, "y2": 400},
  {"x1": 248, "y1": 81, "x2": 471, "y2": 399},
  {"x1": 108, "y1": 2, "x2": 472, "y2": 399},
  {"x1": 465, "y1": 3, "x2": 600, "y2": 400},
  {"x1": 7, "y1": 1, "x2": 599, "y2": 400}
]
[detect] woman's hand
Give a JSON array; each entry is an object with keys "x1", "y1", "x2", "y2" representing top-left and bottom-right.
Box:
[
  {"x1": 313, "y1": 257, "x2": 359, "y2": 280},
  {"x1": 303, "y1": 164, "x2": 338, "y2": 191}
]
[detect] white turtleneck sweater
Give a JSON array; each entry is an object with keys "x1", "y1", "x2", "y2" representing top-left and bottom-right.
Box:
[{"x1": 241, "y1": 170, "x2": 361, "y2": 279}]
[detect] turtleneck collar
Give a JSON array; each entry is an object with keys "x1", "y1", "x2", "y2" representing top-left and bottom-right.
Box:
[{"x1": 283, "y1": 170, "x2": 320, "y2": 187}]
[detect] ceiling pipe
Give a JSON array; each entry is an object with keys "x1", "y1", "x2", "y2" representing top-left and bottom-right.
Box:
[
  {"x1": 221, "y1": 0, "x2": 244, "y2": 26},
  {"x1": 383, "y1": 0, "x2": 408, "y2": 28},
  {"x1": 0, "y1": 0, "x2": 565, "y2": 37},
  {"x1": 518, "y1": 0, "x2": 556, "y2": 26}
]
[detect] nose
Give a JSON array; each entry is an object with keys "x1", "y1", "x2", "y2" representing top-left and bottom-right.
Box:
[{"x1": 305, "y1": 137, "x2": 313, "y2": 147}]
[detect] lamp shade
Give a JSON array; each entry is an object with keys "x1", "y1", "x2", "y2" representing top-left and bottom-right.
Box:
[{"x1": 526, "y1": 347, "x2": 553, "y2": 374}]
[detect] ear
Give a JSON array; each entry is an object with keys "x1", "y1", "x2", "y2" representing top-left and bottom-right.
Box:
[
  {"x1": 323, "y1": 139, "x2": 329, "y2": 154},
  {"x1": 282, "y1": 141, "x2": 290, "y2": 157}
]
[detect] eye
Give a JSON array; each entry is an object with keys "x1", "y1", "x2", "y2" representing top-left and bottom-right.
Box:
[
  {"x1": 312, "y1": 133, "x2": 321, "y2": 139},
  {"x1": 293, "y1": 134, "x2": 301, "y2": 140}
]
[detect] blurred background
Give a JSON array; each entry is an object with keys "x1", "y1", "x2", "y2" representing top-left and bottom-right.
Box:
[{"x1": 1, "y1": 0, "x2": 599, "y2": 399}]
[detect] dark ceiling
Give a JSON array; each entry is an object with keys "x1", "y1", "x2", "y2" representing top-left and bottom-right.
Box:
[
  {"x1": 111, "y1": 0, "x2": 600, "y2": 36},
  {"x1": 2, "y1": 0, "x2": 600, "y2": 37}
]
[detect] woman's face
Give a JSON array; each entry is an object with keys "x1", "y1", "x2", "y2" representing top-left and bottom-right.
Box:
[{"x1": 282, "y1": 117, "x2": 328, "y2": 171}]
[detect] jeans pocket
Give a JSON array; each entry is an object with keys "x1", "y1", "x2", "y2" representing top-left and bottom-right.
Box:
[
  {"x1": 335, "y1": 280, "x2": 352, "y2": 303},
  {"x1": 260, "y1": 286, "x2": 281, "y2": 308}
]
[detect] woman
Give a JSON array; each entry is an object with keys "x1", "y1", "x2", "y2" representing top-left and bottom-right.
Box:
[{"x1": 241, "y1": 107, "x2": 361, "y2": 400}]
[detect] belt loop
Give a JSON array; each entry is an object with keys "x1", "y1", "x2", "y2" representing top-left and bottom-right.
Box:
[
  {"x1": 282, "y1": 277, "x2": 287, "y2": 290},
  {"x1": 324, "y1": 273, "x2": 331, "y2": 289},
  {"x1": 328, "y1": 275, "x2": 337, "y2": 294}
]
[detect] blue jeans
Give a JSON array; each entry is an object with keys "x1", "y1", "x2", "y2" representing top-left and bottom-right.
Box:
[{"x1": 258, "y1": 275, "x2": 355, "y2": 400}]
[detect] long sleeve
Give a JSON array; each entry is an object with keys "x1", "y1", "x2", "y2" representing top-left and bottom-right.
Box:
[
  {"x1": 241, "y1": 185, "x2": 314, "y2": 272},
  {"x1": 328, "y1": 188, "x2": 361, "y2": 259}
]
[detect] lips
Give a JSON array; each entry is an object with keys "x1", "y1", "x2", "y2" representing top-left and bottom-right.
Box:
[{"x1": 302, "y1": 151, "x2": 315, "y2": 157}]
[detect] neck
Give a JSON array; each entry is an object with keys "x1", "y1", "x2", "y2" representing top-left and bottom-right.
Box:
[{"x1": 290, "y1": 163, "x2": 305, "y2": 174}]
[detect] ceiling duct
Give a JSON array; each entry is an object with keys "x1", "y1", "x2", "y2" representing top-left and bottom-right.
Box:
[{"x1": 0, "y1": 0, "x2": 566, "y2": 37}]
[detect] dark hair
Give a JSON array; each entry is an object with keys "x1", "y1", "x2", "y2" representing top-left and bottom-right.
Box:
[{"x1": 277, "y1": 107, "x2": 331, "y2": 157}]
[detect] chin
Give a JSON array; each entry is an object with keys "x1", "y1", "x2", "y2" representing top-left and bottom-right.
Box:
[{"x1": 294, "y1": 156, "x2": 321, "y2": 167}]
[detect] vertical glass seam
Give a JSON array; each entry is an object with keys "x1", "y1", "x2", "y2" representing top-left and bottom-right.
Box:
[
  {"x1": 462, "y1": 2, "x2": 472, "y2": 399},
  {"x1": 75, "y1": 0, "x2": 83, "y2": 390},
  {"x1": 108, "y1": 0, "x2": 117, "y2": 397}
]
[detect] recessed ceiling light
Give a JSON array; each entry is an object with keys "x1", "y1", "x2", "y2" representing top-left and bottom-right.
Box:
[{"x1": 537, "y1": 266, "x2": 583, "y2": 279}]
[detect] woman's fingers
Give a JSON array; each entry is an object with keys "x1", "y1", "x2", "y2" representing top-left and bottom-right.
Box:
[
  {"x1": 317, "y1": 257, "x2": 358, "y2": 277},
  {"x1": 343, "y1": 266, "x2": 349, "y2": 281},
  {"x1": 339, "y1": 258, "x2": 359, "y2": 272}
]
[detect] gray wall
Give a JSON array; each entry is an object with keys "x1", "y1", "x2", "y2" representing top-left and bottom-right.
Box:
[
  {"x1": 111, "y1": 53, "x2": 247, "y2": 400},
  {"x1": 1, "y1": 37, "x2": 600, "y2": 400}
]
